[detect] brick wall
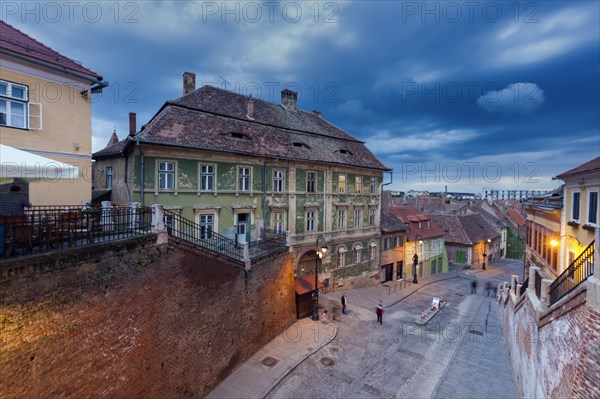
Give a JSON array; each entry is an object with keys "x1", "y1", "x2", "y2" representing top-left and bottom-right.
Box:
[
  {"x1": 499, "y1": 283, "x2": 600, "y2": 398},
  {"x1": 0, "y1": 238, "x2": 295, "y2": 398}
]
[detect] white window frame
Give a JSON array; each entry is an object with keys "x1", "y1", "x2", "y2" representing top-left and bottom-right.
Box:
[
  {"x1": 200, "y1": 163, "x2": 215, "y2": 192},
  {"x1": 572, "y1": 190, "x2": 581, "y2": 222},
  {"x1": 369, "y1": 244, "x2": 376, "y2": 260},
  {"x1": 306, "y1": 210, "x2": 315, "y2": 232},
  {"x1": 307, "y1": 171, "x2": 316, "y2": 193},
  {"x1": 158, "y1": 161, "x2": 175, "y2": 190},
  {"x1": 587, "y1": 189, "x2": 599, "y2": 226},
  {"x1": 198, "y1": 213, "x2": 215, "y2": 239},
  {"x1": 106, "y1": 166, "x2": 113, "y2": 189},
  {"x1": 338, "y1": 174, "x2": 346, "y2": 193},
  {"x1": 369, "y1": 208, "x2": 376, "y2": 226},
  {"x1": 337, "y1": 209, "x2": 346, "y2": 229},
  {"x1": 355, "y1": 176, "x2": 362, "y2": 193},
  {"x1": 0, "y1": 80, "x2": 29, "y2": 129},
  {"x1": 238, "y1": 166, "x2": 251, "y2": 192},
  {"x1": 354, "y1": 208, "x2": 362, "y2": 228},
  {"x1": 274, "y1": 211, "x2": 285, "y2": 233},
  {"x1": 370, "y1": 177, "x2": 376, "y2": 194},
  {"x1": 273, "y1": 169, "x2": 284, "y2": 193},
  {"x1": 354, "y1": 247, "x2": 362, "y2": 264},
  {"x1": 337, "y1": 248, "x2": 346, "y2": 268},
  {"x1": 384, "y1": 236, "x2": 393, "y2": 250}
]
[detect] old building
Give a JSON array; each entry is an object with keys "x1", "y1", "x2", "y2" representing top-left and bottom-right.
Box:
[
  {"x1": 93, "y1": 72, "x2": 389, "y2": 288},
  {"x1": 0, "y1": 21, "x2": 105, "y2": 205},
  {"x1": 380, "y1": 208, "x2": 409, "y2": 283}
]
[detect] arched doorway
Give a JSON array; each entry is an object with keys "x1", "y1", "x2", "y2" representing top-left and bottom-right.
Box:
[{"x1": 297, "y1": 250, "x2": 318, "y2": 277}]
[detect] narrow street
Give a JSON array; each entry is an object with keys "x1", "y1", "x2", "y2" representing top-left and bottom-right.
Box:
[{"x1": 265, "y1": 261, "x2": 520, "y2": 399}]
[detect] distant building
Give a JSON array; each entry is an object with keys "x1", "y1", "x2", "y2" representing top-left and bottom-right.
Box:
[{"x1": 483, "y1": 188, "x2": 553, "y2": 202}]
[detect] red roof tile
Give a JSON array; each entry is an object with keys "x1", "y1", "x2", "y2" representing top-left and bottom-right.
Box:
[
  {"x1": 0, "y1": 21, "x2": 102, "y2": 81},
  {"x1": 387, "y1": 206, "x2": 445, "y2": 240},
  {"x1": 555, "y1": 156, "x2": 600, "y2": 179},
  {"x1": 506, "y1": 208, "x2": 526, "y2": 227}
]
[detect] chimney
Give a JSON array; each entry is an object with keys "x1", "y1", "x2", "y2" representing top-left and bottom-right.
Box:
[
  {"x1": 129, "y1": 112, "x2": 136, "y2": 136},
  {"x1": 281, "y1": 89, "x2": 298, "y2": 111},
  {"x1": 183, "y1": 71, "x2": 196, "y2": 95},
  {"x1": 247, "y1": 97, "x2": 254, "y2": 119}
]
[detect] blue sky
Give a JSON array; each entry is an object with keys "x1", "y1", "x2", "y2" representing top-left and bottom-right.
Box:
[{"x1": 3, "y1": 0, "x2": 599, "y2": 193}]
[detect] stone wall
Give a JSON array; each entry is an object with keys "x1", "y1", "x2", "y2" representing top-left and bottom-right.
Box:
[{"x1": 0, "y1": 237, "x2": 295, "y2": 398}]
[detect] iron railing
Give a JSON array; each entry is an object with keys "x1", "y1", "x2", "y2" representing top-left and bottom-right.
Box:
[
  {"x1": 163, "y1": 209, "x2": 245, "y2": 263},
  {"x1": 0, "y1": 205, "x2": 153, "y2": 260},
  {"x1": 549, "y1": 240, "x2": 595, "y2": 305},
  {"x1": 248, "y1": 228, "x2": 288, "y2": 260},
  {"x1": 534, "y1": 269, "x2": 542, "y2": 300},
  {"x1": 519, "y1": 278, "x2": 529, "y2": 296}
]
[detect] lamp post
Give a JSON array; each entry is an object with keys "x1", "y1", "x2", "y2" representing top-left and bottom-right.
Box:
[
  {"x1": 482, "y1": 238, "x2": 491, "y2": 270},
  {"x1": 312, "y1": 235, "x2": 328, "y2": 321},
  {"x1": 412, "y1": 235, "x2": 423, "y2": 284}
]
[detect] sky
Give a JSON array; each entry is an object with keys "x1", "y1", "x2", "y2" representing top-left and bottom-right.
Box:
[{"x1": 3, "y1": 0, "x2": 599, "y2": 193}]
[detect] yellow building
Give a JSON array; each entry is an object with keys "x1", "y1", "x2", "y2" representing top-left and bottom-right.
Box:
[
  {"x1": 554, "y1": 156, "x2": 599, "y2": 272},
  {"x1": 0, "y1": 21, "x2": 104, "y2": 205}
]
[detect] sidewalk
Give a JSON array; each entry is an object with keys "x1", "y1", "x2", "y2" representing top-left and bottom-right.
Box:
[{"x1": 205, "y1": 317, "x2": 337, "y2": 399}]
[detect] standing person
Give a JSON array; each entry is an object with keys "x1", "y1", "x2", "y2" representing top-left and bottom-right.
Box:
[
  {"x1": 471, "y1": 279, "x2": 478, "y2": 295},
  {"x1": 376, "y1": 303, "x2": 384, "y2": 325},
  {"x1": 341, "y1": 294, "x2": 347, "y2": 314},
  {"x1": 485, "y1": 281, "x2": 492, "y2": 297}
]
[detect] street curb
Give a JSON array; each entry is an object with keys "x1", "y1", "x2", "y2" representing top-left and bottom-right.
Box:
[
  {"x1": 414, "y1": 300, "x2": 447, "y2": 325},
  {"x1": 386, "y1": 274, "x2": 462, "y2": 309}
]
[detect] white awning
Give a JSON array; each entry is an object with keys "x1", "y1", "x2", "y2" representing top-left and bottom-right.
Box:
[{"x1": 0, "y1": 145, "x2": 79, "y2": 181}]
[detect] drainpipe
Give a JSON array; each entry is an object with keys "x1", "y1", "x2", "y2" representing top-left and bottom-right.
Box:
[
  {"x1": 136, "y1": 139, "x2": 145, "y2": 205},
  {"x1": 123, "y1": 146, "x2": 131, "y2": 204},
  {"x1": 263, "y1": 160, "x2": 269, "y2": 232}
]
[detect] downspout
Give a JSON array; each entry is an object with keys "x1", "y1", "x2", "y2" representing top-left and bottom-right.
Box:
[
  {"x1": 379, "y1": 170, "x2": 393, "y2": 279},
  {"x1": 123, "y1": 146, "x2": 131, "y2": 204},
  {"x1": 263, "y1": 160, "x2": 269, "y2": 231},
  {"x1": 136, "y1": 139, "x2": 144, "y2": 206}
]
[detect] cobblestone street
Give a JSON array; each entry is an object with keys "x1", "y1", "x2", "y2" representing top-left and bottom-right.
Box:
[{"x1": 265, "y1": 261, "x2": 520, "y2": 399}]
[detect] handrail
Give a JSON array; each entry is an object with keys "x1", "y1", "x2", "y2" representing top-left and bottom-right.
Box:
[
  {"x1": 549, "y1": 240, "x2": 595, "y2": 305},
  {"x1": 534, "y1": 269, "x2": 542, "y2": 300},
  {"x1": 519, "y1": 278, "x2": 529, "y2": 296}
]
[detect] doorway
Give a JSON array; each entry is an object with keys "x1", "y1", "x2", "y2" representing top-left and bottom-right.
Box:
[
  {"x1": 381, "y1": 263, "x2": 393, "y2": 283},
  {"x1": 236, "y1": 213, "x2": 250, "y2": 244},
  {"x1": 396, "y1": 261, "x2": 403, "y2": 280}
]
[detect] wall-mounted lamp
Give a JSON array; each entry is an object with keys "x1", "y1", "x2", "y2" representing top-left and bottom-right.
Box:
[{"x1": 550, "y1": 234, "x2": 582, "y2": 248}]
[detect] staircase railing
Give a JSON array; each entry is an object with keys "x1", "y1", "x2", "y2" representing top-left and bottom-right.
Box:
[
  {"x1": 549, "y1": 240, "x2": 595, "y2": 306},
  {"x1": 519, "y1": 278, "x2": 529, "y2": 296}
]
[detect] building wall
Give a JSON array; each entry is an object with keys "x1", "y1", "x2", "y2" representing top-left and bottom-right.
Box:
[
  {"x1": 380, "y1": 232, "x2": 405, "y2": 282},
  {"x1": 1, "y1": 60, "x2": 94, "y2": 205},
  {"x1": 0, "y1": 236, "x2": 295, "y2": 398},
  {"x1": 525, "y1": 207, "x2": 561, "y2": 278}
]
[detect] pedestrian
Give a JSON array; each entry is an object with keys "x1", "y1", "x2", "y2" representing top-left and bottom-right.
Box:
[
  {"x1": 321, "y1": 309, "x2": 329, "y2": 324},
  {"x1": 341, "y1": 293, "x2": 347, "y2": 314},
  {"x1": 485, "y1": 281, "x2": 492, "y2": 297},
  {"x1": 376, "y1": 303, "x2": 384, "y2": 325},
  {"x1": 471, "y1": 279, "x2": 478, "y2": 295}
]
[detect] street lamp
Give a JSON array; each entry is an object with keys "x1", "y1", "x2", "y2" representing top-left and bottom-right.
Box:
[
  {"x1": 482, "y1": 238, "x2": 490, "y2": 270},
  {"x1": 312, "y1": 235, "x2": 328, "y2": 321},
  {"x1": 412, "y1": 235, "x2": 423, "y2": 284}
]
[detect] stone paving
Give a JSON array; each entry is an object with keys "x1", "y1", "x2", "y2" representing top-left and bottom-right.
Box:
[{"x1": 207, "y1": 260, "x2": 521, "y2": 399}]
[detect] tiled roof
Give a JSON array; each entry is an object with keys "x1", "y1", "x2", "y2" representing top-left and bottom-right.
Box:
[
  {"x1": 506, "y1": 208, "x2": 526, "y2": 227},
  {"x1": 130, "y1": 86, "x2": 388, "y2": 171},
  {"x1": 93, "y1": 138, "x2": 128, "y2": 158},
  {"x1": 555, "y1": 156, "x2": 600, "y2": 179},
  {"x1": 459, "y1": 213, "x2": 499, "y2": 244},
  {"x1": 381, "y1": 208, "x2": 409, "y2": 233},
  {"x1": 429, "y1": 214, "x2": 471, "y2": 245},
  {"x1": 0, "y1": 21, "x2": 102, "y2": 80},
  {"x1": 387, "y1": 206, "x2": 445, "y2": 240}
]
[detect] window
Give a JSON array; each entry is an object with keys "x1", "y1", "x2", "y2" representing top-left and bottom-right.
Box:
[
  {"x1": 273, "y1": 170, "x2": 284, "y2": 192},
  {"x1": 199, "y1": 214, "x2": 214, "y2": 239},
  {"x1": 355, "y1": 176, "x2": 362, "y2": 193},
  {"x1": 338, "y1": 174, "x2": 346, "y2": 193},
  {"x1": 337, "y1": 250, "x2": 346, "y2": 268},
  {"x1": 158, "y1": 161, "x2": 175, "y2": 190},
  {"x1": 369, "y1": 208, "x2": 376, "y2": 226},
  {"x1": 337, "y1": 209, "x2": 346, "y2": 229},
  {"x1": 201, "y1": 164, "x2": 215, "y2": 191},
  {"x1": 306, "y1": 211, "x2": 315, "y2": 232},
  {"x1": 0, "y1": 80, "x2": 28, "y2": 129},
  {"x1": 369, "y1": 244, "x2": 376, "y2": 260},
  {"x1": 106, "y1": 166, "x2": 113, "y2": 189},
  {"x1": 370, "y1": 177, "x2": 377, "y2": 194},
  {"x1": 307, "y1": 172, "x2": 316, "y2": 193},
  {"x1": 572, "y1": 191, "x2": 581, "y2": 221},
  {"x1": 354, "y1": 209, "x2": 362, "y2": 227},
  {"x1": 588, "y1": 190, "x2": 598, "y2": 225},
  {"x1": 384, "y1": 237, "x2": 393, "y2": 250},
  {"x1": 238, "y1": 167, "x2": 251, "y2": 191},
  {"x1": 274, "y1": 212, "x2": 284, "y2": 233},
  {"x1": 395, "y1": 235, "x2": 403, "y2": 247},
  {"x1": 354, "y1": 247, "x2": 362, "y2": 263}
]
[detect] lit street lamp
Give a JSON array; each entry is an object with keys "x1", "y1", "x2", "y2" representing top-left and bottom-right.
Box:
[
  {"x1": 482, "y1": 238, "x2": 491, "y2": 270},
  {"x1": 312, "y1": 235, "x2": 328, "y2": 321},
  {"x1": 412, "y1": 235, "x2": 423, "y2": 284}
]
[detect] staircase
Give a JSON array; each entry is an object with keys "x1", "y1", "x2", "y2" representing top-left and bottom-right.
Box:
[
  {"x1": 549, "y1": 240, "x2": 595, "y2": 305},
  {"x1": 163, "y1": 210, "x2": 288, "y2": 266}
]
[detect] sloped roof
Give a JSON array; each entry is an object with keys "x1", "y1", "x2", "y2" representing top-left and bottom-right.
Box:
[
  {"x1": 381, "y1": 208, "x2": 409, "y2": 233},
  {"x1": 506, "y1": 208, "x2": 526, "y2": 227},
  {"x1": 387, "y1": 206, "x2": 445, "y2": 240},
  {"x1": 429, "y1": 214, "x2": 471, "y2": 245},
  {"x1": 0, "y1": 21, "x2": 102, "y2": 80},
  {"x1": 122, "y1": 86, "x2": 388, "y2": 171},
  {"x1": 555, "y1": 156, "x2": 600, "y2": 179},
  {"x1": 94, "y1": 138, "x2": 128, "y2": 158},
  {"x1": 459, "y1": 213, "x2": 499, "y2": 244}
]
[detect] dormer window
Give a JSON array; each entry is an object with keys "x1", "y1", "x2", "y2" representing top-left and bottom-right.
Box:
[
  {"x1": 292, "y1": 142, "x2": 310, "y2": 149},
  {"x1": 338, "y1": 149, "x2": 353, "y2": 155},
  {"x1": 228, "y1": 132, "x2": 251, "y2": 140}
]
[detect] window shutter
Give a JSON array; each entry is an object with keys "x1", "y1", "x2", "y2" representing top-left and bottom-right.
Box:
[{"x1": 29, "y1": 102, "x2": 42, "y2": 130}]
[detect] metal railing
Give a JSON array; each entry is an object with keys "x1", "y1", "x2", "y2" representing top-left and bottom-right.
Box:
[
  {"x1": 519, "y1": 278, "x2": 529, "y2": 296},
  {"x1": 549, "y1": 240, "x2": 595, "y2": 306},
  {"x1": 534, "y1": 269, "x2": 542, "y2": 300},
  {"x1": 163, "y1": 209, "x2": 245, "y2": 263},
  {"x1": 248, "y1": 228, "x2": 288, "y2": 260},
  {"x1": 1, "y1": 205, "x2": 153, "y2": 261}
]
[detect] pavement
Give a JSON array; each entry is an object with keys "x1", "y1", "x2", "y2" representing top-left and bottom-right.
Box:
[{"x1": 205, "y1": 261, "x2": 519, "y2": 399}]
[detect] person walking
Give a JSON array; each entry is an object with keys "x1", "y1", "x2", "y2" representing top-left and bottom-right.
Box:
[
  {"x1": 471, "y1": 279, "x2": 478, "y2": 295},
  {"x1": 341, "y1": 294, "x2": 347, "y2": 314},
  {"x1": 376, "y1": 303, "x2": 384, "y2": 325},
  {"x1": 485, "y1": 281, "x2": 492, "y2": 297}
]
